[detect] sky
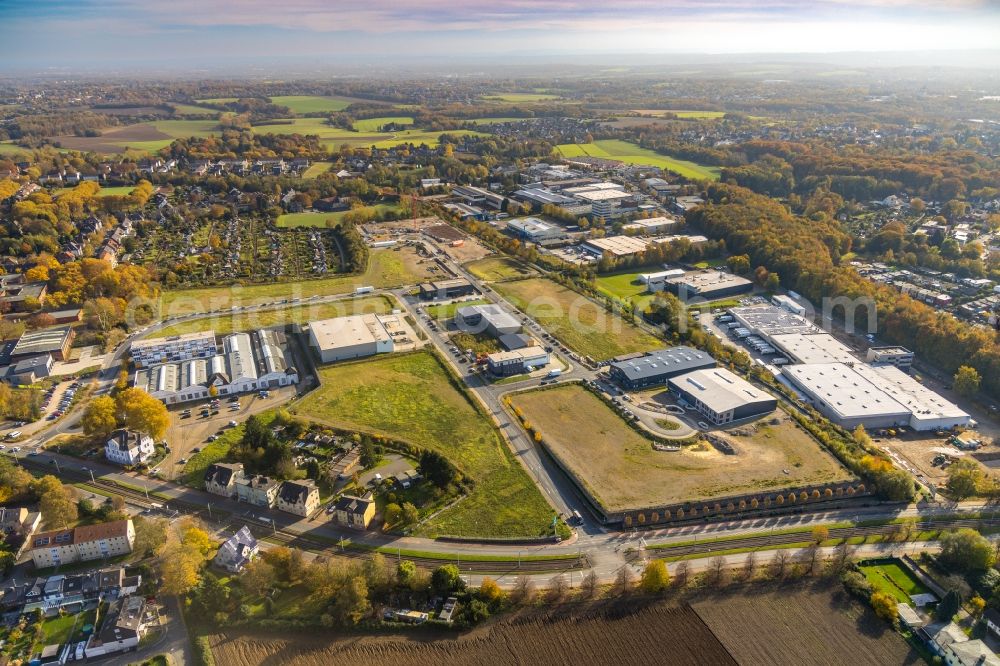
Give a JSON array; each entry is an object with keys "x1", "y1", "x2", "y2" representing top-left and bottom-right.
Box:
[{"x1": 1, "y1": 0, "x2": 999, "y2": 71}]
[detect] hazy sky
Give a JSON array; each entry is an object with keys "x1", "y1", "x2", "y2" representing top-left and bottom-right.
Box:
[{"x1": 3, "y1": 0, "x2": 999, "y2": 69}]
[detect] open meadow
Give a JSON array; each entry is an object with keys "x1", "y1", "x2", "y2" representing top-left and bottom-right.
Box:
[
  {"x1": 294, "y1": 351, "x2": 555, "y2": 538},
  {"x1": 556, "y1": 140, "x2": 721, "y2": 180},
  {"x1": 510, "y1": 384, "x2": 852, "y2": 511},
  {"x1": 159, "y1": 247, "x2": 439, "y2": 316},
  {"x1": 151, "y1": 294, "x2": 396, "y2": 337},
  {"x1": 463, "y1": 256, "x2": 537, "y2": 282},
  {"x1": 483, "y1": 92, "x2": 563, "y2": 102},
  {"x1": 353, "y1": 116, "x2": 414, "y2": 131},
  {"x1": 593, "y1": 270, "x2": 658, "y2": 312},
  {"x1": 493, "y1": 278, "x2": 662, "y2": 361},
  {"x1": 276, "y1": 203, "x2": 400, "y2": 228}
]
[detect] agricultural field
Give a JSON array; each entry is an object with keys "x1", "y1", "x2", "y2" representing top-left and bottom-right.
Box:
[
  {"x1": 422, "y1": 298, "x2": 489, "y2": 321},
  {"x1": 294, "y1": 351, "x2": 556, "y2": 538},
  {"x1": 493, "y1": 278, "x2": 662, "y2": 361},
  {"x1": 0, "y1": 141, "x2": 29, "y2": 156},
  {"x1": 483, "y1": 92, "x2": 563, "y2": 102},
  {"x1": 463, "y1": 256, "x2": 537, "y2": 282},
  {"x1": 151, "y1": 294, "x2": 396, "y2": 337},
  {"x1": 352, "y1": 116, "x2": 414, "y2": 132},
  {"x1": 207, "y1": 599, "x2": 736, "y2": 666},
  {"x1": 251, "y1": 118, "x2": 484, "y2": 150},
  {"x1": 276, "y1": 203, "x2": 401, "y2": 228},
  {"x1": 510, "y1": 385, "x2": 851, "y2": 511},
  {"x1": 556, "y1": 140, "x2": 721, "y2": 180},
  {"x1": 160, "y1": 246, "x2": 440, "y2": 316},
  {"x1": 269, "y1": 95, "x2": 355, "y2": 113},
  {"x1": 170, "y1": 102, "x2": 219, "y2": 116},
  {"x1": 468, "y1": 117, "x2": 526, "y2": 125},
  {"x1": 692, "y1": 585, "x2": 919, "y2": 666},
  {"x1": 301, "y1": 162, "x2": 332, "y2": 178},
  {"x1": 859, "y1": 560, "x2": 931, "y2": 603},
  {"x1": 52, "y1": 119, "x2": 222, "y2": 153}
]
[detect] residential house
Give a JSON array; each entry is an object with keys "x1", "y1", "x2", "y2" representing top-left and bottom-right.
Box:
[
  {"x1": 104, "y1": 429, "x2": 155, "y2": 466},
  {"x1": 204, "y1": 462, "x2": 244, "y2": 498},
  {"x1": 276, "y1": 479, "x2": 320, "y2": 517},
  {"x1": 213, "y1": 526, "x2": 259, "y2": 573},
  {"x1": 333, "y1": 493, "x2": 376, "y2": 530},
  {"x1": 235, "y1": 474, "x2": 280, "y2": 508},
  {"x1": 29, "y1": 519, "x2": 135, "y2": 569},
  {"x1": 84, "y1": 595, "x2": 149, "y2": 658}
]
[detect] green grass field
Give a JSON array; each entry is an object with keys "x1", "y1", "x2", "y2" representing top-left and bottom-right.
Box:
[
  {"x1": 629, "y1": 109, "x2": 727, "y2": 119},
  {"x1": 0, "y1": 141, "x2": 29, "y2": 156},
  {"x1": 294, "y1": 351, "x2": 556, "y2": 538},
  {"x1": 301, "y1": 162, "x2": 332, "y2": 178},
  {"x1": 556, "y1": 140, "x2": 720, "y2": 180},
  {"x1": 594, "y1": 271, "x2": 657, "y2": 312},
  {"x1": 160, "y1": 247, "x2": 438, "y2": 316},
  {"x1": 275, "y1": 203, "x2": 400, "y2": 228},
  {"x1": 859, "y1": 560, "x2": 930, "y2": 603},
  {"x1": 468, "y1": 117, "x2": 527, "y2": 125},
  {"x1": 269, "y1": 95, "x2": 354, "y2": 113},
  {"x1": 494, "y1": 278, "x2": 662, "y2": 361},
  {"x1": 352, "y1": 116, "x2": 414, "y2": 132},
  {"x1": 463, "y1": 256, "x2": 537, "y2": 282},
  {"x1": 170, "y1": 102, "x2": 220, "y2": 116},
  {"x1": 484, "y1": 93, "x2": 562, "y2": 102},
  {"x1": 152, "y1": 295, "x2": 395, "y2": 337},
  {"x1": 251, "y1": 117, "x2": 484, "y2": 150},
  {"x1": 423, "y1": 298, "x2": 489, "y2": 321},
  {"x1": 54, "y1": 185, "x2": 138, "y2": 197}
]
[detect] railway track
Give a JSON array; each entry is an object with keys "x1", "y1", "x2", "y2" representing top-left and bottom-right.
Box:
[
  {"x1": 71, "y1": 472, "x2": 589, "y2": 574},
  {"x1": 647, "y1": 518, "x2": 1000, "y2": 559}
]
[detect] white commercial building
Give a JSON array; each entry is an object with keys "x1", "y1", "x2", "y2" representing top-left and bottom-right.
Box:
[
  {"x1": 668, "y1": 367, "x2": 777, "y2": 425},
  {"x1": 639, "y1": 269, "x2": 686, "y2": 292},
  {"x1": 621, "y1": 216, "x2": 677, "y2": 235},
  {"x1": 782, "y1": 362, "x2": 970, "y2": 431},
  {"x1": 582, "y1": 235, "x2": 649, "y2": 257},
  {"x1": 308, "y1": 314, "x2": 394, "y2": 363},
  {"x1": 130, "y1": 330, "x2": 217, "y2": 369},
  {"x1": 769, "y1": 333, "x2": 855, "y2": 365},
  {"x1": 135, "y1": 330, "x2": 298, "y2": 404}
]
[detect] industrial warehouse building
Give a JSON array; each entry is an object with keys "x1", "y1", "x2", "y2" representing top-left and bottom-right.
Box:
[
  {"x1": 866, "y1": 346, "x2": 915, "y2": 372},
  {"x1": 668, "y1": 367, "x2": 777, "y2": 425},
  {"x1": 418, "y1": 278, "x2": 475, "y2": 301},
  {"x1": 130, "y1": 330, "x2": 217, "y2": 369},
  {"x1": 608, "y1": 346, "x2": 717, "y2": 389},
  {"x1": 135, "y1": 330, "x2": 298, "y2": 404},
  {"x1": 663, "y1": 270, "x2": 753, "y2": 301},
  {"x1": 10, "y1": 327, "x2": 75, "y2": 362},
  {"x1": 639, "y1": 268, "x2": 686, "y2": 293},
  {"x1": 729, "y1": 304, "x2": 819, "y2": 339},
  {"x1": 781, "y1": 362, "x2": 970, "y2": 431},
  {"x1": 768, "y1": 332, "x2": 856, "y2": 365},
  {"x1": 621, "y1": 216, "x2": 677, "y2": 235},
  {"x1": 486, "y1": 347, "x2": 550, "y2": 376},
  {"x1": 456, "y1": 304, "x2": 522, "y2": 337},
  {"x1": 504, "y1": 217, "x2": 566, "y2": 243},
  {"x1": 308, "y1": 313, "x2": 395, "y2": 363}
]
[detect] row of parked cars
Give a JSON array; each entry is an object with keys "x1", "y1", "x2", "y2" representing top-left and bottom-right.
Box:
[{"x1": 44, "y1": 380, "x2": 82, "y2": 421}]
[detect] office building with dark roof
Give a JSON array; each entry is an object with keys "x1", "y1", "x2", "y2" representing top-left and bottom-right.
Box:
[{"x1": 608, "y1": 346, "x2": 717, "y2": 389}]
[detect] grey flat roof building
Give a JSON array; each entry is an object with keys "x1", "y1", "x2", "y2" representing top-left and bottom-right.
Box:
[
  {"x1": 456, "y1": 304, "x2": 522, "y2": 337},
  {"x1": 608, "y1": 346, "x2": 716, "y2": 389}
]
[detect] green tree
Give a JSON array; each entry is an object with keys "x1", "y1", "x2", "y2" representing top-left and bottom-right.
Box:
[
  {"x1": 939, "y1": 528, "x2": 995, "y2": 572},
  {"x1": 431, "y1": 564, "x2": 465, "y2": 596},
  {"x1": 384, "y1": 502, "x2": 402, "y2": 526},
  {"x1": 401, "y1": 502, "x2": 419, "y2": 526},
  {"x1": 726, "y1": 254, "x2": 751, "y2": 275},
  {"x1": 332, "y1": 575, "x2": 370, "y2": 626},
  {"x1": 946, "y1": 459, "x2": 984, "y2": 500},
  {"x1": 954, "y1": 366, "x2": 981, "y2": 397},
  {"x1": 639, "y1": 560, "x2": 670, "y2": 594},
  {"x1": 397, "y1": 560, "x2": 417, "y2": 587}
]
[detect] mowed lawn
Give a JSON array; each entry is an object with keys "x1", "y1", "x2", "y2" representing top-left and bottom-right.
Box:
[
  {"x1": 512, "y1": 385, "x2": 852, "y2": 511},
  {"x1": 160, "y1": 247, "x2": 439, "y2": 316},
  {"x1": 275, "y1": 203, "x2": 401, "y2": 228},
  {"x1": 295, "y1": 351, "x2": 555, "y2": 538},
  {"x1": 557, "y1": 140, "x2": 720, "y2": 180},
  {"x1": 464, "y1": 256, "x2": 537, "y2": 282},
  {"x1": 494, "y1": 278, "x2": 662, "y2": 361},
  {"x1": 151, "y1": 294, "x2": 396, "y2": 337},
  {"x1": 859, "y1": 561, "x2": 930, "y2": 603}
]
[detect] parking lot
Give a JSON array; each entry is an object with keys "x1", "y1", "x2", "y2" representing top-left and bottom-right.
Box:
[{"x1": 156, "y1": 385, "x2": 298, "y2": 480}]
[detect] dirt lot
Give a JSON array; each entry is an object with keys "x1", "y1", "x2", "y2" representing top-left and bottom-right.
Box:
[
  {"x1": 878, "y1": 432, "x2": 998, "y2": 488},
  {"x1": 158, "y1": 385, "x2": 298, "y2": 480},
  {"x1": 207, "y1": 601, "x2": 735, "y2": 666},
  {"x1": 510, "y1": 384, "x2": 852, "y2": 511},
  {"x1": 692, "y1": 584, "x2": 920, "y2": 665},
  {"x1": 434, "y1": 235, "x2": 491, "y2": 263},
  {"x1": 362, "y1": 216, "x2": 446, "y2": 237}
]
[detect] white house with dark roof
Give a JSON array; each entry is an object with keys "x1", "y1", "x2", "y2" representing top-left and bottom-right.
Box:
[
  {"x1": 213, "y1": 526, "x2": 259, "y2": 573},
  {"x1": 104, "y1": 430, "x2": 155, "y2": 466}
]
